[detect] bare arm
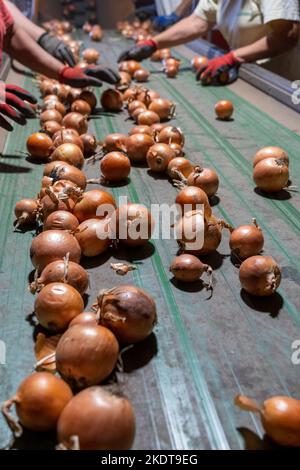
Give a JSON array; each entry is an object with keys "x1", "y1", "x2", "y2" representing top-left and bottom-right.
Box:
[
  {"x1": 176, "y1": 0, "x2": 195, "y2": 17},
  {"x1": 153, "y1": 13, "x2": 213, "y2": 49},
  {"x1": 234, "y1": 20, "x2": 299, "y2": 62},
  {"x1": 4, "y1": 24, "x2": 63, "y2": 79},
  {"x1": 4, "y1": 1, "x2": 44, "y2": 41}
]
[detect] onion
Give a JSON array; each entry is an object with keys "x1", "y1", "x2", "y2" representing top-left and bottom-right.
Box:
[
  {"x1": 235, "y1": 394, "x2": 300, "y2": 447},
  {"x1": 170, "y1": 254, "x2": 213, "y2": 286},
  {"x1": 253, "y1": 158, "x2": 289, "y2": 192},
  {"x1": 79, "y1": 90, "x2": 97, "y2": 111},
  {"x1": 1, "y1": 372, "x2": 72, "y2": 436},
  {"x1": 26, "y1": 132, "x2": 53, "y2": 160},
  {"x1": 191, "y1": 55, "x2": 208, "y2": 71},
  {"x1": 102, "y1": 133, "x2": 128, "y2": 153},
  {"x1": 80, "y1": 133, "x2": 98, "y2": 157},
  {"x1": 164, "y1": 58, "x2": 180, "y2": 68},
  {"x1": 53, "y1": 128, "x2": 79, "y2": 140},
  {"x1": 75, "y1": 218, "x2": 111, "y2": 257},
  {"x1": 126, "y1": 133, "x2": 153, "y2": 163},
  {"x1": 35, "y1": 282, "x2": 84, "y2": 331},
  {"x1": 131, "y1": 106, "x2": 147, "y2": 122},
  {"x1": 134, "y1": 69, "x2": 150, "y2": 82},
  {"x1": 175, "y1": 186, "x2": 212, "y2": 218},
  {"x1": 44, "y1": 162, "x2": 87, "y2": 189},
  {"x1": 160, "y1": 49, "x2": 171, "y2": 60},
  {"x1": 146, "y1": 143, "x2": 176, "y2": 173},
  {"x1": 73, "y1": 189, "x2": 116, "y2": 223},
  {"x1": 30, "y1": 230, "x2": 81, "y2": 272},
  {"x1": 42, "y1": 120, "x2": 62, "y2": 137},
  {"x1": 129, "y1": 125, "x2": 152, "y2": 136},
  {"x1": 56, "y1": 324, "x2": 119, "y2": 387},
  {"x1": 215, "y1": 100, "x2": 234, "y2": 120},
  {"x1": 31, "y1": 258, "x2": 89, "y2": 295},
  {"x1": 57, "y1": 387, "x2": 135, "y2": 450},
  {"x1": 137, "y1": 110, "x2": 160, "y2": 126},
  {"x1": 40, "y1": 109, "x2": 63, "y2": 125},
  {"x1": 43, "y1": 94, "x2": 60, "y2": 103},
  {"x1": 83, "y1": 22, "x2": 92, "y2": 33},
  {"x1": 111, "y1": 203, "x2": 154, "y2": 247},
  {"x1": 253, "y1": 147, "x2": 289, "y2": 167},
  {"x1": 157, "y1": 126, "x2": 184, "y2": 146},
  {"x1": 149, "y1": 98, "x2": 175, "y2": 121},
  {"x1": 41, "y1": 189, "x2": 77, "y2": 219},
  {"x1": 169, "y1": 142, "x2": 184, "y2": 158},
  {"x1": 62, "y1": 112, "x2": 88, "y2": 135},
  {"x1": 166, "y1": 66, "x2": 178, "y2": 78},
  {"x1": 71, "y1": 99, "x2": 92, "y2": 116},
  {"x1": 69, "y1": 311, "x2": 97, "y2": 328},
  {"x1": 14, "y1": 198, "x2": 39, "y2": 228},
  {"x1": 151, "y1": 50, "x2": 162, "y2": 62},
  {"x1": 90, "y1": 26, "x2": 103, "y2": 41},
  {"x1": 239, "y1": 255, "x2": 281, "y2": 296},
  {"x1": 167, "y1": 157, "x2": 194, "y2": 180},
  {"x1": 67, "y1": 88, "x2": 82, "y2": 104},
  {"x1": 122, "y1": 87, "x2": 139, "y2": 102},
  {"x1": 82, "y1": 48, "x2": 100, "y2": 64},
  {"x1": 118, "y1": 71, "x2": 132, "y2": 88},
  {"x1": 53, "y1": 130, "x2": 84, "y2": 151},
  {"x1": 187, "y1": 166, "x2": 219, "y2": 197},
  {"x1": 41, "y1": 99, "x2": 66, "y2": 117},
  {"x1": 43, "y1": 210, "x2": 79, "y2": 232},
  {"x1": 125, "y1": 60, "x2": 142, "y2": 76},
  {"x1": 100, "y1": 152, "x2": 131, "y2": 182},
  {"x1": 101, "y1": 89, "x2": 123, "y2": 111},
  {"x1": 95, "y1": 285, "x2": 157, "y2": 344},
  {"x1": 128, "y1": 99, "x2": 146, "y2": 116},
  {"x1": 51, "y1": 143, "x2": 84, "y2": 169},
  {"x1": 229, "y1": 219, "x2": 264, "y2": 259}
]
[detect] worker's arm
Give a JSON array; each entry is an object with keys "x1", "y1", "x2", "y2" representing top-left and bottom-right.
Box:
[
  {"x1": 119, "y1": 14, "x2": 212, "y2": 61},
  {"x1": 4, "y1": 1, "x2": 44, "y2": 40},
  {"x1": 153, "y1": 0, "x2": 195, "y2": 31}
]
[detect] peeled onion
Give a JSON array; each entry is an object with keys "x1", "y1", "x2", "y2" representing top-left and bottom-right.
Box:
[
  {"x1": 100, "y1": 152, "x2": 131, "y2": 182},
  {"x1": 229, "y1": 219, "x2": 264, "y2": 259},
  {"x1": 75, "y1": 218, "x2": 111, "y2": 257},
  {"x1": 239, "y1": 255, "x2": 281, "y2": 296},
  {"x1": 95, "y1": 285, "x2": 157, "y2": 344},
  {"x1": 56, "y1": 324, "x2": 119, "y2": 387},
  {"x1": 146, "y1": 143, "x2": 176, "y2": 173},
  {"x1": 57, "y1": 387, "x2": 135, "y2": 450},
  {"x1": 73, "y1": 189, "x2": 116, "y2": 223},
  {"x1": 187, "y1": 166, "x2": 219, "y2": 197},
  {"x1": 253, "y1": 158, "x2": 289, "y2": 193}
]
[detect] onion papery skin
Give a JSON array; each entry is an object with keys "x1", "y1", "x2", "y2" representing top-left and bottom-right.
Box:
[
  {"x1": 34, "y1": 260, "x2": 89, "y2": 295},
  {"x1": 56, "y1": 324, "x2": 119, "y2": 388},
  {"x1": 229, "y1": 222, "x2": 264, "y2": 259},
  {"x1": 253, "y1": 158, "x2": 289, "y2": 193},
  {"x1": 43, "y1": 210, "x2": 79, "y2": 232},
  {"x1": 126, "y1": 134, "x2": 154, "y2": 163},
  {"x1": 102, "y1": 133, "x2": 128, "y2": 154},
  {"x1": 73, "y1": 189, "x2": 116, "y2": 223},
  {"x1": 27, "y1": 133, "x2": 53, "y2": 161},
  {"x1": 167, "y1": 157, "x2": 194, "y2": 179},
  {"x1": 239, "y1": 255, "x2": 281, "y2": 297},
  {"x1": 253, "y1": 147, "x2": 289, "y2": 167},
  {"x1": 146, "y1": 143, "x2": 176, "y2": 173},
  {"x1": 62, "y1": 113, "x2": 88, "y2": 135},
  {"x1": 51, "y1": 143, "x2": 85, "y2": 169},
  {"x1": 75, "y1": 218, "x2": 111, "y2": 257},
  {"x1": 57, "y1": 387, "x2": 135, "y2": 450},
  {"x1": 101, "y1": 89, "x2": 123, "y2": 112},
  {"x1": 100, "y1": 152, "x2": 131, "y2": 182},
  {"x1": 30, "y1": 230, "x2": 81, "y2": 272},
  {"x1": 43, "y1": 162, "x2": 87, "y2": 190},
  {"x1": 34, "y1": 282, "x2": 84, "y2": 331},
  {"x1": 175, "y1": 186, "x2": 212, "y2": 219},
  {"x1": 187, "y1": 167, "x2": 219, "y2": 198},
  {"x1": 97, "y1": 285, "x2": 157, "y2": 344},
  {"x1": 111, "y1": 203, "x2": 154, "y2": 247}
]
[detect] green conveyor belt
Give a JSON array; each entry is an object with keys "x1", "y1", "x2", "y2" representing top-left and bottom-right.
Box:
[{"x1": 0, "y1": 31, "x2": 300, "y2": 450}]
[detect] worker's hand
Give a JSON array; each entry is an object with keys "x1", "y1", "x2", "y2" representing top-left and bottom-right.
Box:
[
  {"x1": 118, "y1": 39, "x2": 157, "y2": 62},
  {"x1": 153, "y1": 12, "x2": 180, "y2": 31},
  {"x1": 196, "y1": 52, "x2": 242, "y2": 85},
  {"x1": 0, "y1": 85, "x2": 37, "y2": 132},
  {"x1": 38, "y1": 32, "x2": 76, "y2": 67},
  {"x1": 59, "y1": 66, "x2": 120, "y2": 88}
]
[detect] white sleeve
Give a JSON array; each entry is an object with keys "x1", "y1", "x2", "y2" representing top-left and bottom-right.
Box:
[
  {"x1": 194, "y1": 0, "x2": 218, "y2": 23},
  {"x1": 261, "y1": 0, "x2": 300, "y2": 24}
]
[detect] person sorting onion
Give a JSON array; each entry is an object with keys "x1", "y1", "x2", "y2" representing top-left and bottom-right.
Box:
[
  {"x1": 0, "y1": 0, "x2": 120, "y2": 130},
  {"x1": 119, "y1": 0, "x2": 300, "y2": 85},
  {"x1": 153, "y1": 0, "x2": 196, "y2": 31}
]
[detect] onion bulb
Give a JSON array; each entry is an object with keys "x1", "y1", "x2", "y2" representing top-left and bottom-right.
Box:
[
  {"x1": 235, "y1": 394, "x2": 300, "y2": 447},
  {"x1": 42, "y1": 121, "x2": 62, "y2": 137},
  {"x1": 100, "y1": 152, "x2": 131, "y2": 182},
  {"x1": 43, "y1": 210, "x2": 79, "y2": 232},
  {"x1": 175, "y1": 186, "x2": 212, "y2": 219},
  {"x1": 126, "y1": 133, "x2": 153, "y2": 163},
  {"x1": 79, "y1": 90, "x2": 97, "y2": 111},
  {"x1": 187, "y1": 166, "x2": 219, "y2": 197},
  {"x1": 30, "y1": 230, "x2": 81, "y2": 272},
  {"x1": 149, "y1": 98, "x2": 175, "y2": 121},
  {"x1": 229, "y1": 219, "x2": 264, "y2": 259},
  {"x1": 57, "y1": 387, "x2": 135, "y2": 450},
  {"x1": 191, "y1": 55, "x2": 208, "y2": 71},
  {"x1": 253, "y1": 146, "x2": 289, "y2": 168},
  {"x1": 40, "y1": 109, "x2": 63, "y2": 125},
  {"x1": 111, "y1": 203, "x2": 154, "y2": 247},
  {"x1": 82, "y1": 48, "x2": 100, "y2": 64},
  {"x1": 146, "y1": 143, "x2": 176, "y2": 173},
  {"x1": 51, "y1": 143, "x2": 84, "y2": 169},
  {"x1": 53, "y1": 130, "x2": 84, "y2": 151},
  {"x1": 129, "y1": 125, "x2": 152, "y2": 136},
  {"x1": 239, "y1": 255, "x2": 281, "y2": 296},
  {"x1": 1, "y1": 372, "x2": 72, "y2": 436},
  {"x1": 157, "y1": 126, "x2": 184, "y2": 146},
  {"x1": 102, "y1": 133, "x2": 128, "y2": 153},
  {"x1": 43, "y1": 162, "x2": 87, "y2": 189},
  {"x1": 73, "y1": 189, "x2": 116, "y2": 223},
  {"x1": 80, "y1": 133, "x2": 98, "y2": 157},
  {"x1": 27, "y1": 132, "x2": 53, "y2": 161},
  {"x1": 167, "y1": 157, "x2": 193, "y2": 180},
  {"x1": 56, "y1": 324, "x2": 119, "y2": 387},
  {"x1": 253, "y1": 158, "x2": 289, "y2": 193},
  {"x1": 62, "y1": 112, "x2": 88, "y2": 135},
  {"x1": 75, "y1": 218, "x2": 111, "y2": 257},
  {"x1": 133, "y1": 69, "x2": 150, "y2": 82},
  {"x1": 101, "y1": 89, "x2": 123, "y2": 112},
  {"x1": 14, "y1": 199, "x2": 39, "y2": 228},
  {"x1": 94, "y1": 285, "x2": 157, "y2": 344},
  {"x1": 215, "y1": 100, "x2": 234, "y2": 120},
  {"x1": 71, "y1": 99, "x2": 92, "y2": 116},
  {"x1": 41, "y1": 99, "x2": 66, "y2": 117},
  {"x1": 69, "y1": 312, "x2": 97, "y2": 328},
  {"x1": 170, "y1": 254, "x2": 213, "y2": 287},
  {"x1": 137, "y1": 110, "x2": 160, "y2": 126}
]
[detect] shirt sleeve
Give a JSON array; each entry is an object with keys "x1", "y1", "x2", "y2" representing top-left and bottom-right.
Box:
[
  {"x1": 194, "y1": 0, "x2": 218, "y2": 24},
  {"x1": 261, "y1": 0, "x2": 300, "y2": 24},
  {"x1": 0, "y1": 0, "x2": 14, "y2": 30}
]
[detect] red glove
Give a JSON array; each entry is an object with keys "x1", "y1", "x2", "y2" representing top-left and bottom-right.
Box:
[
  {"x1": 59, "y1": 66, "x2": 120, "y2": 88},
  {"x1": 0, "y1": 85, "x2": 37, "y2": 132},
  {"x1": 196, "y1": 52, "x2": 242, "y2": 84}
]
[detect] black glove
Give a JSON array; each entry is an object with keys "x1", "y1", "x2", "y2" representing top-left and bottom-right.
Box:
[
  {"x1": 118, "y1": 39, "x2": 157, "y2": 62},
  {"x1": 38, "y1": 32, "x2": 76, "y2": 67},
  {"x1": 59, "y1": 66, "x2": 120, "y2": 88}
]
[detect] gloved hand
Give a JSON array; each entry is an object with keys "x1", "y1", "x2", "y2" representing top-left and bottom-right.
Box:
[
  {"x1": 59, "y1": 66, "x2": 121, "y2": 88},
  {"x1": 153, "y1": 12, "x2": 180, "y2": 31},
  {"x1": 196, "y1": 51, "x2": 242, "y2": 85},
  {"x1": 0, "y1": 85, "x2": 37, "y2": 132},
  {"x1": 38, "y1": 32, "x2": 76, "y2": 67},
  {"x1": 118, "y1": 39, "x2": 157, "y2": 62}
]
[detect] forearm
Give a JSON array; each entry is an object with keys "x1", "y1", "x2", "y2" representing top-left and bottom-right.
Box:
[
  {"x1": 4, "y1": 25, "x2": 63, "y2": 79},
  {"x1": 154, "y1": 14, "x2": 211, "y2": 48},
  {"x1": 176, "y1": 0, "x2": 194, "y2": 17},
  {"x1": 4, "y1": 0, "x2": 44, "y2": 41}
]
